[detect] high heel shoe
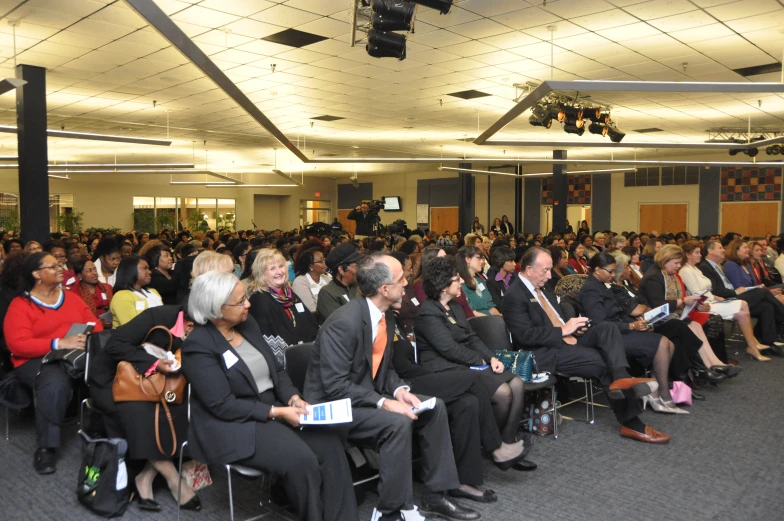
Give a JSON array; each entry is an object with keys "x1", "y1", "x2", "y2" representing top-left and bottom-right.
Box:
[
  {"x1": 711, "y1": 365, "x2": 741, "y2": 377},
  {"x1": 180, "y1": 495, "x2": 202, "y2": 511},
  {"x1": 756, "y1": 344, "x2": 770, "y2": 350},
  {"x1": 642, "y1": 395, "x2": 690, "y2": 415},
  {"x1": 746, "y1": 346, "x2": 771, "y2": 362}
]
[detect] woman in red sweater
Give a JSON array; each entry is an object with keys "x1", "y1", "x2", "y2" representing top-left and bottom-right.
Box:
[{"x1": 4, "y1": 252, "x2": 103, "y2": 475}]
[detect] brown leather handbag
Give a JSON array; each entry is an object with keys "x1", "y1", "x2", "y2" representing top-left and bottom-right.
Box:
[{"x1": 112, "y1": 326, "x2": 187, "y2": 456}]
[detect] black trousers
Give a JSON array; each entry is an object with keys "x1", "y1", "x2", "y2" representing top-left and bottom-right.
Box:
[
  {"x1": 349, "y1": 398, "x2": 459, "y2": 516},
  {"x1": 14, "y1": 357, "x2": 73, "y2": 449},
  {"x1": 741, "y1": 289, "x2": 784, "y2": 344},
  {"x1": 531, "y1": 322, "x2": 642, "y2": 425},
  {"x1": 236, "y1": 421, "x2": 357, "y2": 521},
  {"x1": 408, "y1": 371, "x2": 503, "y2": 486}
]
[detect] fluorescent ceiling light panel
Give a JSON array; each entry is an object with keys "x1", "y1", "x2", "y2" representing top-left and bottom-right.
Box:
[
  {"x1": 272, "y1": 169, "x2": 305, "y2": 186},
  {"x1": 206, "y1": 184, "x2": 297, "y2": 188},
  {"x1": 0, "y1": 126, "x2": 171, "y2": 146}
]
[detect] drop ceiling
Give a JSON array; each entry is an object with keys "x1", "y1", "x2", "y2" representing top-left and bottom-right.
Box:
[{"x1": 0, "y1": 0, "x2": 780, "y2": 178}]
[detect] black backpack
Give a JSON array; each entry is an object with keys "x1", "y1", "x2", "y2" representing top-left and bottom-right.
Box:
[{"x1": 76, "y1": 432, "x2": 130, "y2": 517}]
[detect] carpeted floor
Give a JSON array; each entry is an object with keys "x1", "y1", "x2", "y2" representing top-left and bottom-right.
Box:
[{"x1": 2, "y1": 355, "x2": 783, "y2": 521}]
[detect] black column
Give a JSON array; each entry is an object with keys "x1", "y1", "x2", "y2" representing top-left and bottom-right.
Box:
[
  {"x1": 16, "y1": 64, "x2": 49, "y2": 243},
  {"x1": 552, "y1": 150, "x2": 567, "y2": 234},
  {"x1": 458, "y1": 162, "x2": 474, "y2": 234},
  {"x1": 514, "y1": 164, "x2": 523, "y2": 234}
]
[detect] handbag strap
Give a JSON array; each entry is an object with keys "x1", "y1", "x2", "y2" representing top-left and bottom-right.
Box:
[
  {"x1": 143, "y1": 325, "x2": 174, "y2": 352},
  {"x1": 140, "y1": 374, "x2": 165, "y2": 399},
  {"x1": 155, "y1": 400, "x2": 177, "y2": 457}
]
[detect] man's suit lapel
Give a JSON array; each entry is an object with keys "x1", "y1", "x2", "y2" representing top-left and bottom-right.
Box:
[
  {"x1": 359, "y1": 297, "x2": 374, "y2": 372},
  {"x1": 206, "y1": 322, "x2": 259, "y2": 394},
  {"x1": 520, "y1": 282, "x2": 549, "y2": 323}
]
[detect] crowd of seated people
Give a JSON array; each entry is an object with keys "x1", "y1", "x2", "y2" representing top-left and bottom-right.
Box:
[{"x1": 1, "y1": 222, "x2": 784, "y2": 521}]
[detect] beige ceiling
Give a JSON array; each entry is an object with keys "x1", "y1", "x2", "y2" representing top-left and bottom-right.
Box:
[{"x1": 0, "y1": 0, "x2": 781, "y2": 179}]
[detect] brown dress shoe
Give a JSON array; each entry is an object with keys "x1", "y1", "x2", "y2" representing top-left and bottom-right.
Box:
[
  {"x1": 608, "y1": 377, "x2": 655, "y2": 391},
  {"x1": 620, "y1": 425, "x2": 670, "y2": 444}
]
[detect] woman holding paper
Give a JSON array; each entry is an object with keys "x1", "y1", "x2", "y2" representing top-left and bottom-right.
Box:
[
  {"x1": 679, "y1": 241, "x2": 769, "y2": 361},
  {"x1": 182, "y1": 271, "x2": 357, "y2": 521}
]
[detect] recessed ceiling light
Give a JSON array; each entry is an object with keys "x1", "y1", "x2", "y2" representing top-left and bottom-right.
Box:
[
  {"x1": 733, "y1": 62, "x2": 782, "y2": 78},
  {"x1": 633, "y1": 128, "x2": 664, "y2": 133},
  {"x1": 403, "y1": 126, "x2": 414, "y2": 129},
  {"x1": 311, "y1": 115, "x2": 345, "y2": 122},
  {"x1": 351, "y1": 146, "x2": 359, "y2": 149},
  {"x1": 447, "y1": 89, "x2": 491, "y2": 100},
  {"x1": 262, "y1": 29, "x2": 327, "y2": 48},
  {"x1": 405, "y1": 116, "x2": 417, "y2": 121}
]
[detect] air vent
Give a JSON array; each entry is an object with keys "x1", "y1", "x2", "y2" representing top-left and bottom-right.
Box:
[
  {"x1": 733, "y1": 62, "x2": 782, "y2": 77},
  {"x1": 633, "y1": 128, "x2": 664, "y2": 133},
  {"x1": 317, "y1": 153, "x2": 339, "y2": 157},
  {"x1": 311, "y1": 115, "x2": 345, "y2": 122},
  {"x1": 447, "y1": 89, "x2": 491, "y2": 100},
  {"x1": 262, "y1": 29, "x2": 328, "y2": 48},
  {"x1": 456, "y1": 137, "x2": 475, "y2": 142}
]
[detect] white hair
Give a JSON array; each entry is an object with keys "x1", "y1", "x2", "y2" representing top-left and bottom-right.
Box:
[{"x1": 188, "y1": 270, "x2": 240, "y2": 325}]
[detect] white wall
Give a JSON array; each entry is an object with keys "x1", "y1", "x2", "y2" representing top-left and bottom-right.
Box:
[{"x1": 609, "y1": 172, "x2": 700, "y2": 234}]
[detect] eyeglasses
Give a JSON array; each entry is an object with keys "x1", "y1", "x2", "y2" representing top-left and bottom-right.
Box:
[
  {"x1": 37, "y1": 264, "x2": 63, "y2": 271},
  {"x1": 222, "y1": 296, "x2": 248, "y2": 308},
  {"x1": 449, "y1": 277, "x2": 461, "y2": 284},
  {"x1": 599, "y1": 267, "x2": 614, "y2": 275},
  {"x1": 312, "y1": 260, "x2": 325, "y2": 264}
]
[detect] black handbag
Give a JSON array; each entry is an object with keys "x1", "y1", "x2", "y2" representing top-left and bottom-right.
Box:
[
  {"x1": 41, "y1": 347, "x2": 86, "y2": 380},
  {"x1": 76, "y1": 431, "x2": 130, "y2": 518}
]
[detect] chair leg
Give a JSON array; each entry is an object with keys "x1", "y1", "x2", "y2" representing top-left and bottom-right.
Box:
[
  {"x1": 584, "y1": 380, "x2": 590, "y2": 423},
  {"x1": 4, "y1": 406, "x2": 8, "y2": 441},
  {"x1": 588, "y1": 380, "x2": 595, "y2": 425},
  {"x1": 176, "y1": 441, "x2": 188, "y2": 521},
  {"x1": 551, "y1": 385, "x2": 558, "y2": 440},
  {"x1": 227, "y1": 465, "x2": 235, "y2": 521}
]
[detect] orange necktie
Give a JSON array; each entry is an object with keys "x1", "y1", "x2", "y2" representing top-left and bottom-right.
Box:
[
  {"x1": 536, "y1": 288, "x2": 577, "y2": 345},
  {"x1": 372, "y1": 315, "x2": 387, "y2": 378}
]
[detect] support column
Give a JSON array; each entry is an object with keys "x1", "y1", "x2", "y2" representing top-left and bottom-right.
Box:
[
  {"x1": 458, "y1": 162, "x2": 474, "y2": 234},
  {"x1": 514, "y1": 165, "x2": 523, "y2": 234},
  {"x1": 552, "y1": 150, "x2": 567, "y2": 235},
  {"x1": 16, "y1": 64, "x2": 49, "y2": 243},
  {"x1": 523, "y1": 177, "x2": 541, "y2": 234}
]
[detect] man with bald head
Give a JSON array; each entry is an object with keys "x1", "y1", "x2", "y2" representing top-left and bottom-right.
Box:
[{"x1": 305, "y1": 252, "x2": 479, "y2": 521}]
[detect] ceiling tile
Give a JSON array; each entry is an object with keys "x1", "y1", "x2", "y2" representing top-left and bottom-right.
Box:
[
  {"x1": 198, "y1": 0, "x2": 275, "y2": 17},
  {"x1": 439, "y1": 40, "x2": 501, "y2": 58},
  {"x1": 282, "y1": 0, "x2": 348, "y2": 17},
  {"x1": 416, "y1": 6, "x2": 482, "y2": 28},
  {"x1": 448, "y1": 19, "x2": 512, "y2": 40},
  {"x1": 223, "y1": 17, "x2": 285, "y2": 39},
  {"x1": 646, "y1": 10, "x2": 717, "y2": 32},
  {"x1": 622, "y1": 0, "x2": 698, "y2": 20},
  {"x1": 171, "y1": 5, "x2": 241, "y2": 28},
  {"x1": 724, "y1": 10, "x2": 784, "y2": 33},
  {"x1": 705, "y1": 0, "x2": 780, "y2": 21},
  {"x1": 459, "y1": 0, "x2": 531, "y2": 17},
  {"x1": 252, "y1": 4, "x2": 321, "y2": 27},
  {"x1": 409, "y1": 29, "x2": 470, "y2": 49},
  {"x1": 596, "y1": 22, "x2": 662, "y2": 41},
  {"x1": 542, "y1": 0, "x2": 617, "y2": 18},
  {"x1": 294, "y1": 17, "x2": 350, "y2": 38},
  {"x1": 497, "y1": 7, "x2": 560, "y2": 31},
  {"x1": 571, "y1": 9, "x2": 640, "y2": 31}
]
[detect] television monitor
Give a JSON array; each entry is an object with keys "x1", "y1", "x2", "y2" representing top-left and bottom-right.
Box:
[{"x1": 383, "y1": 196, "x2": 402, "y2": 211}]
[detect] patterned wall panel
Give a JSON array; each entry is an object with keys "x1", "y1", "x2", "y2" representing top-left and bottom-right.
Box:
[
  {"x1": 720, "y1": 167, "x2": 782, "y2": 201},
  {"x1": 541, "y1": 175, "x2": 591, "y2": 205}
]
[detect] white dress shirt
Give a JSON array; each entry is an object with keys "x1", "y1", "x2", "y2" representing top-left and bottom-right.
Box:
[
  {"x1": 365, "y1": 298, "x2": 408, "y2": 407},
  {"x1": 518, "y1": 273, "x2": 565, "y2": 324}
]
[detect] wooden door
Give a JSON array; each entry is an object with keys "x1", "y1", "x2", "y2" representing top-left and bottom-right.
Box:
[
  {"x1": 338, "y1": 209, "x2": 355, "y2": 234},
  {"x1": 584, "y1": 207, "x2": 591, "y2": 227},
  {"x1": 639, "y1": 204, "x2": 687, "y2": 234},
  {"x1": 720, "y1": 202, "x2": 780, "y2": 237},
  {"x1": 430, "y1": 207, "x2": 459, "y2": 235}
]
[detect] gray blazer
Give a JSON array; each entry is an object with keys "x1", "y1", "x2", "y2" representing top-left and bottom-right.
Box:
[{"x1": 303, "y1": 295, "x2": 406, "y2": 407}]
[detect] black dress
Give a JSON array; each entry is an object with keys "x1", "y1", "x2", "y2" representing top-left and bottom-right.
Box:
[
  {"x1": 248, "y1": 289, "x2": 319, "y2": 364},
  {"x1": 89, "y1": 305, "x2": 188, "y2": 459}
]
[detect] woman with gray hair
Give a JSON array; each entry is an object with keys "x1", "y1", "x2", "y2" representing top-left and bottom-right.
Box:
[{"x1": 181, "y1": 271, "x2": 358, "y2": 521}]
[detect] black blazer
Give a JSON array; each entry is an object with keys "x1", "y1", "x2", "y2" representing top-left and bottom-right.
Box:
[
  {"x1": 149, "y1": 269, "x2": 179, "y2": 305},
  {"x1": 485, "y1": 268, "x2": 519, "y2": 309},
  {"x1": 697, "y1": 260, "x2": 738, "y2": 299},
  {"x1": 180, "y1": 317, "x2": 299, "y2": 465},
  {"x1": 346, "y1": 209, "x2": 374, "y2": 235},
  {"x1": 577, "y1": 275, "x2": 633, "y2": 332},
  {"x1": 639, "y1": 268, "x2": 680, "y2": 311},
  {"x1": 303, "y1": 296, "x2": 406, "y2": 408},
  {"x1": 391, "y1": 316, "x2": 429, "y2": 380},
  {"x1": 415, "y1": 299, "x2": 494, "y2": 373},
  {"x1": 500, "y1": 222, "x2": 514, "y2": 235},
  {"x1": 502, "y1": 277, "x2": 570, "y2": 349},
  {"x1": 248, "y1": 290, "x2": 319, "y2": 361}
]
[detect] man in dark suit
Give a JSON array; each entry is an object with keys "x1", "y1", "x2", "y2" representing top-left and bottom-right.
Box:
[
  {"x1": 347, "y1": 202, "x2": 376, "y2": 236},
  {"x1": 304, "y1": 252, "x2": 479, "y2": 521},
  {"x1": 699, "y1": 240, "x2": 784, "y2": 353},
  {"x1": 502, "y1": 247, "x2": 670, "y2": 444}
]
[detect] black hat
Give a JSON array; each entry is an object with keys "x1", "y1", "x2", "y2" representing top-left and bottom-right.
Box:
[{"x1": 326, "y1": 243, "x2": 363, "y2": 273}]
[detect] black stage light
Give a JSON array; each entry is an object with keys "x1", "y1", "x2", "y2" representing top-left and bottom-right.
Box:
[
  {"x1": 586, "y1": 108, "x2": 610, "y2": 124},
  {"x1": 588, "y1": 122, "x2": 608, "y2": 136},
  {"x1": 371, "y1": 0, "x2": 415, "y2": 31},
  {"x1": 766, "y1": 144, "x2": 781, "y2": 155},
  {"x1": 563, "y1": 116, "x2": 585, "y2": 136},
  {"x1": 607, "y1": 124, "x2": 625, "y2": 143},
  {"x1": 367, "y1": 29, "x2": 406, "y2": 60},
  {"x1": 529, "y1": 114, "x2": 552, "y2": 128},
  {"x1": 746, "y1": 148, "x2": 759, "y2": 157},
  {"x1": 728, "y1": 148, "x2": 740, "y2": 156},
  {"x1": 562, "y1": 106, "x2": 583, "y2": 120},
  {"x1": 411, "y1": 0, "x2": 452, "y2": 15},
  {"x1": 529, "y1": 104, "x2": 554, "y2": 128}
]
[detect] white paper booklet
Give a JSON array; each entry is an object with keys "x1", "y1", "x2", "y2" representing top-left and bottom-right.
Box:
[{"x1": 300, "y1": 398, "x2": 353, "y2": 425}]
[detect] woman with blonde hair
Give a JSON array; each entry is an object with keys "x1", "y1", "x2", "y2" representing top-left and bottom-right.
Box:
[{"x1": 247, "y1": 249, "x2": 318, "y2": 363}]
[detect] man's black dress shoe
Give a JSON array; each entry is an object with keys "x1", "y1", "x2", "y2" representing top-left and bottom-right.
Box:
[
  {"x1": 33, "y1": 448, "x2": 56, "y2": 475},
  {"x1": 420, "y1": 494, "x2": 482, "y2": 521},
  {"x1": 691, "y1": 390, "x2": 705, "y2": 401},
  {"x1": 137, "y1": 498, "x2": 162, "y2": 512},
  {"x1": 693, "y1": 368, "x2": 727, "y2": 384},
  {"x1": 513, "y1": 459, "x2": 538, "y2": 471},
  {"x1": 767, "y1": 344, "x2": 784, "y2": 357},
  {"x1": 711, "y1": 365, "x2": 741, "y2": 377}
]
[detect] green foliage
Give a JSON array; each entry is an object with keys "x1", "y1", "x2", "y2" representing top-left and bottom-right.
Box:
[
  {"x1": 215, "y1": 212, "x2": 235, "y2": 230},
  {"x1": 133, "y1": 209, "x2": 156, "y2": 234},
  {"x1": 85, "y1": 226, "x2": 121, "y2": 235},
  {"x1": 157, "y1": 211, "x2": 174, "y2": 231},
  {"x1": 53, "y1": 210, "x2": 84, "y2": 233},
  {"x1": 0, "y1": 212, "x2": 19, "y2": 232}
]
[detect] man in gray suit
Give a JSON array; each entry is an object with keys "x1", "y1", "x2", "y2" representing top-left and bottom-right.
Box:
[{"x1": 304, "y1": 252, "x2": 480, "y2": 521}]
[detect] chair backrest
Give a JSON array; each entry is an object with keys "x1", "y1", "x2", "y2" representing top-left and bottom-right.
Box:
[
  {"x1": 554, "y1": 274, "x2": 588, "y2": 298},
  {"x1": 85, "y1": 330, "x2": 113, "y2": 384},
  {"x1": 284, "y1": 342, "x2": 314, "y2": 393},
  {"x1": 468, "y1": 315, "x2": 513, "y2": 351}
]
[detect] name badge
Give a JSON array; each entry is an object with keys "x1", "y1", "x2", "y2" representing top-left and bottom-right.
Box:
[
  {"x1": 135, "y1": 301, "x2": 146, "y2": 311},
  {"x1": 447, "y1": 316, "x2": 457, "y2": 324},
  {"x1": 393, "y1": 334, "x2": 399, "y2": 341},
  {"x1": 477, "y1": 283, "x2": 486, "y2": 291},
  {"x1": 295, "y1": 302, "x2": 305, "y2": 313},
  {"x1": 66, "y1": 277, "x2": 76, "y2": 286},
  {"x1": 101, "y1": 293, "x2": 107, "y2": 300},
  {"x1": 343, "y1": 294, "x2": 350, "y2": 302},
  {"x1": 529, "y1": 298, "x2": 538, "y2": 303},
  {"x1": 222, "y1": 350, "x2": 239, "y2": 369},
  {"x1": 411, "y1": 297, "x2": 420, "y2": 306}
]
